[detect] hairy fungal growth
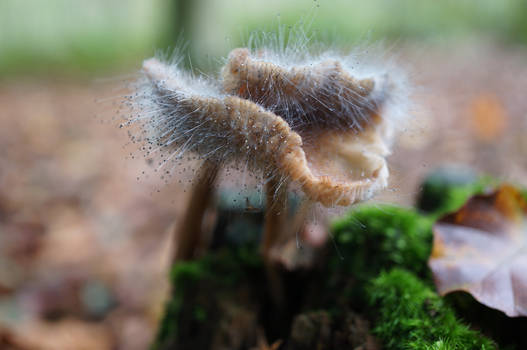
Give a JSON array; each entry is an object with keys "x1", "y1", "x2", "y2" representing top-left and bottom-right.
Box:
[
  {"x1": 133, "y1": 57, "x2": 392, "y2": 208},
  {"x1": 222, "y1": 48, "x2": 376, "y2": 131},
  {"x1": 138, "y1": 57, "x2": 301, "y2": 178},
  {"x1": 221, "y1": 44, "x2": 408, "y2": 133},
  {"x1": 124, "y1": 37, "x2": 410, "y2": 258}
]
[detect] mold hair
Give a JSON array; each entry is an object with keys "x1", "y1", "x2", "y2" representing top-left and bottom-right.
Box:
[
  {"x1": 126, "y1": 58, "x2": 390, "y2": 207},
  {"x1": 221, "y1": 37, "x2": 410, "y2": 137},
  {"x1": 132, "y1": 58, "x2": 298, "y2": 175}
]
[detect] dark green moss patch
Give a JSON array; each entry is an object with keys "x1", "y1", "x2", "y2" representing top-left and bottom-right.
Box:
[
  {"x1": 330, "y1": 205, "x2": 434, "y2": 282},
  {"x1": 154, "y1": 192, "x2": 514, "y2": 349},
  {"x1": 416, "y1": 167, "x2": 496, "y2": 217},
  {"x1": 368, "y1": 268, "x2": 496, "y2": 350},
  {"x1": 445, "y1": 292, "x2": 527, "y2": 350},
  {"x1": 153, "y1": 247, "x2": 263, "y2": 350}
]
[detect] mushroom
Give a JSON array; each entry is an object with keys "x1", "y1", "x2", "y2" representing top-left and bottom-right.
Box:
[
  {"x1": 219, "y1": 46, "x2": 407, "y2": 204},
  {"x1": 221, "y1": 46, "x2": 408, "y2": 256},
  {"x1": 127, "y1": 45, "x2": 407, "y2": 261}
]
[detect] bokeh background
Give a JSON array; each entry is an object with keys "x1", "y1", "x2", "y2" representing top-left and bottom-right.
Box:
[{"x1": 1, "y1": 1, "x2": 526, "y2": 349}]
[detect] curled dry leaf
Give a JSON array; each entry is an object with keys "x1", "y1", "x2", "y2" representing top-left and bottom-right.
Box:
[{"x1": 429, "y1": 185, "x2": 527, "y2": 317}]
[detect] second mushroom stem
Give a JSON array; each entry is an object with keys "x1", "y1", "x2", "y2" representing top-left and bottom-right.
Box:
[
  {"x1": 261, "y1": 176, "x2": 290, "y2": 311},
  {"x1": 261, "y1": 175, "x2": 289, "y2": 258},
  {"x1": 172, "y1": 160, "x2": 219, "y2": 262}
]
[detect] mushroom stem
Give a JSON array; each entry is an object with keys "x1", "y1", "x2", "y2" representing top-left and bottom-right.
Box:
[
  {"x1": 261, "y1": 176, "x2": 289, "y2": 258},
  {"x1": 172, "y1": 161, "x2": 219, "y2": 262},
  {"x1": 261, "y1": 176, "x2": 289, "y2": 311}
]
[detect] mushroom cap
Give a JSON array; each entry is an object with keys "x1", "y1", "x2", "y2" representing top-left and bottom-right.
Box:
[
  {"x1": 135, "y1": 57, "x2": 392, "y2": 207},
  {"x1": 222, "y1": 48, "x2": 387, "y2": 131}
]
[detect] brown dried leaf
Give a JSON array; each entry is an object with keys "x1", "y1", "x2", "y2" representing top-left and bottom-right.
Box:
[{"x1": 429, "y1": 185, "x2": 527, "y2": 316}]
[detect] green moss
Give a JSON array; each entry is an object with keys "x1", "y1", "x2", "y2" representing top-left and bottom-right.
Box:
[
  {"x1": 154, "y1": 192, "x2": 512, "y2": 348},
  {"x1": 152, "y1": 260, "x2": 206, "y2": 350},
  {"x1": 152, "y1": 247, "x2": 263, "y2": 350},
  {"x1": 317, "y1": 205, "x2": 434, "y2": 317},
  {"x1": 416, "y1": 168, "x2": 496, "y2": 217},
  {"x1": 330, "y1": 205, "x2": 434, "y2": 282},
  {"x1": 368, "y1": 268, "x2": 496, "y2": 350},
  {"x1": 325, "y1": 206, "x2": 497, "y2": 348},
  {"x1": 444, "y1": 292, "x2": 527, "y2": 349}
]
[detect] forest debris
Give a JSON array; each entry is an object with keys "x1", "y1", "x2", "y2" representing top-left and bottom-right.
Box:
[
  {"x1": 468, "y1": 94, "x2": 508, "y2": 142},
  {"x1": 0, "y1": 320, "x2": 113, "y2": 350},
  {"x1": 287, "y1": 311, "x2": 380, "y2": 350},
  {"x1": 288, "y1": 311, "x2": 332, "y2": 349}
]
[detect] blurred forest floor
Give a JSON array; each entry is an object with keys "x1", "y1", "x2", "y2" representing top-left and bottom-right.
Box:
[{"x1": 0, "y1": 43, "x2": 526, "y2": 349}]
